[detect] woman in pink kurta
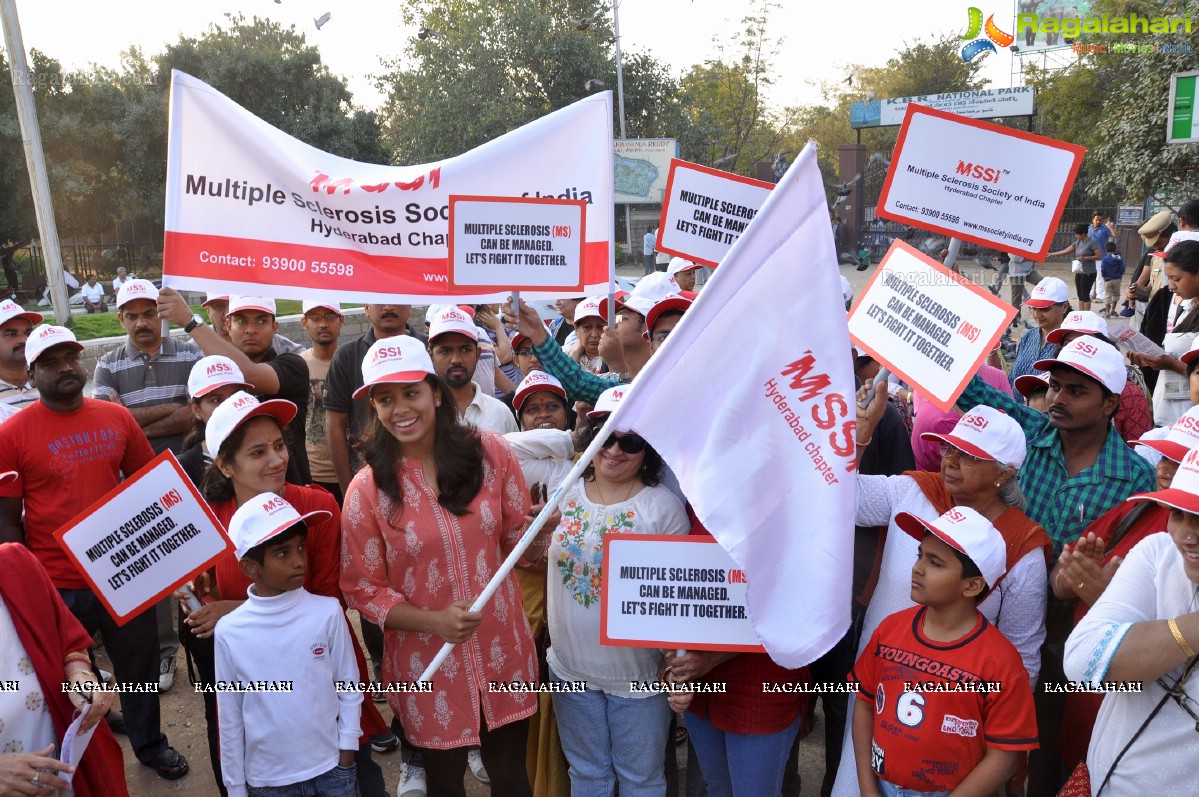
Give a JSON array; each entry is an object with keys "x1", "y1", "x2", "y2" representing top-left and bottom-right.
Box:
[{"x1": 340, "y1": 335, "x2": 539, "y2": 797}]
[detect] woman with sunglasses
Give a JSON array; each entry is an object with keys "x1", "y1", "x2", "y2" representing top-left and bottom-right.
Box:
[
  {"x1": 339, "y1": 337, "x2": 544, "y2": 797},
  {"x1": 547, "y1": 386, "x2": 689, "y2": 796},
  {"x1": 832, "y1": 392, "x2": 1051, "y2": 797},
  {"x1": 1064, "y1": 446, "x2": 1199, "y2": 794}
]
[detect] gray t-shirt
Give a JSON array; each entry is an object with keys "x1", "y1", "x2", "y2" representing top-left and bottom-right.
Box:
[{"x1": 1074, "y1": 237, "x2": 1099, "y2": 275}]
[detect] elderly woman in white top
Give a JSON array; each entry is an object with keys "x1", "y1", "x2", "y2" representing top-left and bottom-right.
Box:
[
  {"x1": 831, "y1": 400, "x2": 1051, "y2": 797},
  {"x1": 1063, "y1": 447, "x2": 1199, "y2": 796}
]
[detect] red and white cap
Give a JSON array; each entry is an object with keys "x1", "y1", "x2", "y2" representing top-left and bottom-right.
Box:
[
  {"x1": 1034, "y1": 337, "x2": 1126, "y2": 394},
  {"x1": 0, "y1": 299, "x2": 42, "y2": 326},
  {"x1": 229, "y1": 492, "x2": 331, "y2": 559},
  {"x1": 1180, "y1": 337, "x2": 1199, "y2": 366},
  {"x1": 1132, "y1": 405, "x2": 1199, "y2": 463},
  {"x1": 1013, "y1": 371, "x2": 1051, "y2": 400},
  {"x1": 228, "y1": 296, "x2": 276, "y2": 316},
  {"x1": 205, "y1": 390, "x2": 297, "y2": 457},
  {"x1": 25, "y1": 325, "x2": 83, "y2": 366},
  {"x1": 115, "y1": 278, "x2": 159, "y2": 309},
  {"x1": 1129, "y1": 446, "x2": 1199, "y2": 514},
  {"x1": 573, "y1": 297, "x2": 605, "y2": 324},
  {"x1": 667, "y1": 257, "x2": 702, "y2": 276},
  {"x1": 1023, "y1": 277, "x2": 1070, "y2": 308},
  {"x1": 0, "y1": 471, "x2": 15, "y2": 485},
  {"x1": 1046, "y1": 310, "x2": 1109, "y2": 345},
  {"x1": 354, "y1": 336, "x2": 435, "y2": 399},
  {"x1": 587, "y1": 384, "x2": 629, "y2": 418},
  {"x1": 427, "y1": 306, "x2": 478, "y2": 343},
  {"x1": 202, "y1": 293, "x2": 229, "y2": 308},
  {"x1": 513, "y1": 371, "x2": 567, "y2": 413},
  {"x1": 188, "y1": 355, "x2": 252, "y2": 399},
  {"x1": 918, "y1": 405, "x2": 1026, "y2": 469},
  {"x1": 644, "y1": 292, "x2": 695, "y2": 336},
  {"x1": 302, "y1": 300, "x2": 342, "y2": 316},
  {"x1": 597, "y1": 290, "x2": 633, "y2": 323},
  {"x1": 896, "y1": 506, "x2": 1007, "y2": 589}
]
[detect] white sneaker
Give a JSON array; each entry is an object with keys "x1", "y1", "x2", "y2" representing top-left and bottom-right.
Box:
[
  {"x1": 397, "y1": 760, "x2": 427, "y2": 797},
  {"x1": 158, "y1": 655, "x2": 176, "y2": 692},
  {"x1": 467, "y1": 747, "x2": 489, "y2": 784}
]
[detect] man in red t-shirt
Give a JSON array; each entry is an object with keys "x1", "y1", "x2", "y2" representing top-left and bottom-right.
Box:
[
  {"x1": 0, "y1": 326, "x2": 189, "y2": 781},
  {"x1": 851, "y1": 507, "x2": 1037, "y2": 796}
]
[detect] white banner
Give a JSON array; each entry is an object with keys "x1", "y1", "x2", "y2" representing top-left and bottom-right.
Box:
[
  {"x1": 850, "y1": 86, "x2": 1035, "y2": 128},
  {"x1": 54, "y1": 451, "x2": 232, "y2": 625},
  {"x1": 876, "y1": 104, "x2": 1084, "y2": 260},
  {"x1": 163, "y1": 70, "x2": 614, "y2": 302},
  {"x1": 848, "y1": 240, "x2": 1017, "y2": 412},
  {"x1": 601, "y1": 536, "x2": 764, "y2": 651},
  {"x1": 655, "y1": 159, "x2": 773, "y2": 267},
  {"x1": 607, "y1": 143, "x2": 855, "y2": 668}
]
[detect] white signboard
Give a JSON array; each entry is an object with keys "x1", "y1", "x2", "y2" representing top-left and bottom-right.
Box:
[
  {"x1": 447, "y1": 196, "x2": 586, "y2": 292},
  {"x1": 847, "y1": 240, "x2": 1017, "y2": 412},
  {"x1": 655, "y1": 159, "x2": 773, "y2": 268},
  {"x1": 601, "y1": 536, "x2": 765, "y2": 652},
  {"x1": 851, "y1": 86, "x2": 1035, "y2": 128},
  {"x1": 615, "y1": 138, "x2": 678, "y2": 204},
  {"x1": 55, "y1": 452, "x2": 233, "y2": 625},
  {"x1": 876, "y1": 104, "x2": 1085, "y2": 260}
]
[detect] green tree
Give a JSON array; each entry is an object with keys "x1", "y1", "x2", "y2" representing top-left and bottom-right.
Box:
[{"x1": 0, "y1": 55, "x2": 38, "y2": 244}]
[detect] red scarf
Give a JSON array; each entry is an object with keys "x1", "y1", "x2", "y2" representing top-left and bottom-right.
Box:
[
  {"x1": 0, "y1": 544, "x2": 128, "y2": 797},
  {"x1": 904, "y1": 471, "x2": 1052, "y2": 583}
]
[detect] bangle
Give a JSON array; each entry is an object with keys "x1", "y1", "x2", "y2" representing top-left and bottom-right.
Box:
[
  {"x1": 1168, "y1": 618, "x2": 1197, "y2": 658},
  {"x1": 64, "y1": 652, "x2": 91, "y2": 666},
  {"x1": 856, "y1": 435, "x2": 872, "y2": 447}
]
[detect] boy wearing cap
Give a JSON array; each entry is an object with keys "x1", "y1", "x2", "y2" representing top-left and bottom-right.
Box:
[
  {"x1": 300, "y1": 302, "x2": 345, "y2": 501},
  {"x1": 0, "y1": 298, "x2": 43, "y2": 421},
  {"x1": 0, "y1": 325, "x2": 190, "y2": 779},
  {"x1": 851, "y1": 507, "x2": 1038, "y2": 797},
  {"x1": 215, "y1": 493, "x2": 361, "y2": 797},
  {"x1": 158, "y1": 289, "x2": 312, "y2": 484}
]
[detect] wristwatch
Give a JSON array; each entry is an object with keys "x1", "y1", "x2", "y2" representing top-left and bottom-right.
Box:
[{"x1": 183, "y1": 314, "x2": 205, "y2": 333}]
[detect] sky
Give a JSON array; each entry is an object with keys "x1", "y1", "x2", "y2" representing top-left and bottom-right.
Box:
[{"x1": 11, "y1": 0, "x2": 1016, "y2": 113}]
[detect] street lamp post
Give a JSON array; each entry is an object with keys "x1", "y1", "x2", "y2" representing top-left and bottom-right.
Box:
[{"x1": 611, "y1": 0, "x2": 634, "y2": 266}]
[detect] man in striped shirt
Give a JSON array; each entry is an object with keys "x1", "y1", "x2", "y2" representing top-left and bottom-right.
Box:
[
  {"x1": 0, "y1": 299, "x2": 42, "y2": 423},
  {"x1": 93, "y1": 279, "x2": 203, "y2": 455}
]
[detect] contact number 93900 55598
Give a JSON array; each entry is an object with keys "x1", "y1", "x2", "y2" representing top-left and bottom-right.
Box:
[{"x1": 261, "y1": 257, "x2": 355, "y2": 276}]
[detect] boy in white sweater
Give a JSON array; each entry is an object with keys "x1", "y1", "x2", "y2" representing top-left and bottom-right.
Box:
[{"x1": 215, "y1": 493, "x2": 362, "y2": 797}]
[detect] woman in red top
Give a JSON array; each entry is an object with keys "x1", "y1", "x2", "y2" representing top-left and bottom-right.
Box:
[
  {"x1": 178, "y1": 391, "x2": 388, "y2": 797},
  {"x1": 340, "y1": 336, "x2": 540, "y2": 797}
]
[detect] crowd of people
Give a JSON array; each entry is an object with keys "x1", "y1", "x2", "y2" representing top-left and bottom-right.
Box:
[{"x1": 0, "y1": 200, "x2": 1196, "y2": 797}]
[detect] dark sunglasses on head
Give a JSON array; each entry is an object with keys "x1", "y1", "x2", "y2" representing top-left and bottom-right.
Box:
[{"x1": 601, "y1": 432, "x2": 647, "y2": 454}]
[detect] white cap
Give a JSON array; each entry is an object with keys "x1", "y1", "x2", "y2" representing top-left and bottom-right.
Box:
[
  {"x1": 302, "y1": 301, "x2": 342, "y2": 316},
  {"x1": 897, "y1": 506, "x2": 1007, "y2": 589},
  {"x1": 0, "y1": 299, "x2": 42, "y2": 327},
  {"x1": 1013, "y1": 371, "x2": 1051, "y2": 400},
  {"x1": 1047, "y1": 310, "x2": 1109, "y2": 345},
  {"x1": 228, "y1": 296, "x2": 276, "y2": 316},
  {"x1": 1129, "y1": 447, "x2": 1199, "y2": 515},
  {"x1": 188, "y1": 355, "x2": 252, "y2": 399},
  {"x1": 427, "y1": 306, "x2": 478, "y2": 343},
  {"x1": 513, "y1": 371, "x2": 566, "y2": 413},
  {"x1": 202, "y1": 293, "x2": 229, "y2": 308},
  {"x1": 205, "y1": 390, "x2": 297, "y2": 457},
  {"x1": 1035, "y1": 337, "x2": 1126, "y2": 394},
  {"x1": 1132, "y1": 405, "x2": 1199, "y2": 463},
  {"x1": 1024, "y1": 277, "x2": 1070, "y2": 308},
  {"x1": 229, "y1": 492, "x2": 330, "y2": 559},
  {"x1": 354, "y1": 336, "x2": 435, "y2": 399},
  {"x1": 25, "y1": 325, "x2": 83, "y2": 366},
  {"x1": 918, "y1": 405, "x2": 1027, "y2": 469},
  {"x1": 667, "y1": 257, "x2": 702, "y2": 276},
  {"x1": 644, "y1": 292, "x2": 694, "y2": 335},
  {"x1": 626, "y1": 272, "x2": 680, "y2": 316},
  {"x1": 115, "y1": 278, "x2": 159, "y2": 309},
  {"x1": 573, "y1": 297, "x2": 605, "y2": 324},
  {"x1": 587, "y1": 385, "x2": 629, "y2": 418}
]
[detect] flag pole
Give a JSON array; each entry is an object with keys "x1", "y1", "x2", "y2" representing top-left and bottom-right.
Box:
[{"x1": 417, "y1": 412, "x2": 624, "y2": 683}]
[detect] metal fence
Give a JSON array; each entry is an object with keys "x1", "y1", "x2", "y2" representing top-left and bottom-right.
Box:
[{"x1": 5, "y1": 242, "x2": 162, "y2": 299}]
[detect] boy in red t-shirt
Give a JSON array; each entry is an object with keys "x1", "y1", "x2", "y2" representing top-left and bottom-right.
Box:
[{"x1": 851, "y1": 507, "x2": 1037, "y2": 797}]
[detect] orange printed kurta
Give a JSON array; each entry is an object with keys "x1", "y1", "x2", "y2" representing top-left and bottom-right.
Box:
[{"x1": 340, "y1": 432, "x2": 537, "y2": 749}]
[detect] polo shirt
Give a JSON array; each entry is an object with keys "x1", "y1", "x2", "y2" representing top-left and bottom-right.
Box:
[
  {"x1": 0, "y1": 377, "x2": 38, "y2": 415},
  {"x1": 92, "y1": 335, "x2": 204, "y2": 453}
]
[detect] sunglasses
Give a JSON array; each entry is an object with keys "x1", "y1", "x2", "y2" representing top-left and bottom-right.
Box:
[{"x1": 601, "y1": 432, "x2": 647, "y2": 454}]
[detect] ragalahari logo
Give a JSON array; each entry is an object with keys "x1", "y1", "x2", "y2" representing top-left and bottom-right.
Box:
[{"x1": 960, "y1": 7, "x2": 1014, "y2": 61}]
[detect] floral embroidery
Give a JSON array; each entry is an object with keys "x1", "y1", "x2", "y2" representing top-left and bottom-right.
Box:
[
  {"x1": 406, "y1": 694, "x2": 423, "y2": 731},
  {"x1": 425, "y1": 557, "x2": 445, "y2": 594},
  {"x1": 362, "y1": 538, "x2": 383, "y2": 574},
  {"x1": 434, "y1": 690, "x2": 453, "y2": 729},
  {"x1": 489, "y1": 636, "x2": 505, "y2": 674},
  {"x1": 405, "y1": 521, "x2": 422, "y2": 559},
  {"x1": 17, "y1": 657, "x2": 32, "y2": 675},
  {"x1": 479, "y1": 500, "x2": 496, "y2": 537},
  {"x1": 555, "y1": 501, "x2": 636, "y2": 608}
]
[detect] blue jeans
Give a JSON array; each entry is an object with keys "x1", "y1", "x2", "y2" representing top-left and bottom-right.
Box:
[
  {"x1": 550, "y1": 671, "x2": 671, "y2": 797},
  {"x1": 684, "y1": 711, "x2": 801, "y2": 797},
  {"x1": 876, "y1": 780, "x2": 950, "y2": 797},
  {"x1": 247, "y1": 763, "x2": 357, "y2": 796}
]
